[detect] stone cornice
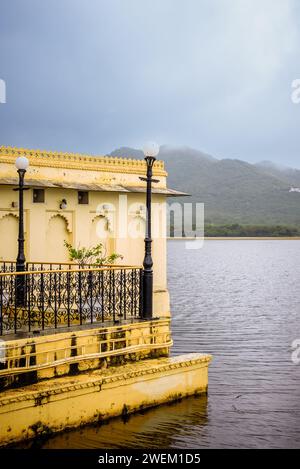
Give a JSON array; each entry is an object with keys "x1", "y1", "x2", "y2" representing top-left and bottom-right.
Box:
[
  {"x1": 0, "y1": 353, "x2": 212, "y2": 407},
  {"x1": 0, "y1": 146, "x2": 167, "y2": 177}
]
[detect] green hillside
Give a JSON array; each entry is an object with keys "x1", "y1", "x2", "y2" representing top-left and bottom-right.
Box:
[{"x1": 109, "y1": 145, "x2": 300, "y2": 226}]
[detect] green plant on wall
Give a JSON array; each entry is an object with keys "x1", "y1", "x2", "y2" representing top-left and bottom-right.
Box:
[{"x1": 64, "y1": 241, "x2": 123, "y2": 267}]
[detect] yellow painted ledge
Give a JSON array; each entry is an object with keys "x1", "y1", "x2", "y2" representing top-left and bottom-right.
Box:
[{"x1": 0, "y1": 353, "x2": 212, "y2": 447}]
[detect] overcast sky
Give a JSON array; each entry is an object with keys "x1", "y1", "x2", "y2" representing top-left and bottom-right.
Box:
[{"x1": 0, "y1": 0, "x2": 300, "y2": 167}]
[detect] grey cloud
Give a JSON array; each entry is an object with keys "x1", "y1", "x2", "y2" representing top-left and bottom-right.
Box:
[{"x1": 0, "y1": 0, "x2": 300, "y2": 166}]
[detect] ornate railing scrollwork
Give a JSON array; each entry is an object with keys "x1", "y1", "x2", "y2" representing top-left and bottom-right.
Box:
[{"x1": 0, "y1": 266, "x2": 143, "y2": 335}]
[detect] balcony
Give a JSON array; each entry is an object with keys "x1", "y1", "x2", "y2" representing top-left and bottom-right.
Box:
[{"x1": 0, "y1": 262, "x2": 143, "y2": 336}]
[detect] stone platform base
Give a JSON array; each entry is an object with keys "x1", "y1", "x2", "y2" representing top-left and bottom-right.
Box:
[{"x1": 0, "y1": 353, "x2": 211, "y2": 447}]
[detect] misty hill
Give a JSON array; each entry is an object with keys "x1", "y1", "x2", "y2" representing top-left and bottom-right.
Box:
[
  {"x1": 109, "y1": 146, "x2": 300, "y2": 225},
  {"x1": 255, "y1": 161, "x2": 300, "y2": 187}
]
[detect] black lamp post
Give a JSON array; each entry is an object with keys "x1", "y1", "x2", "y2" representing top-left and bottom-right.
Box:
[
  {"x1": 14, "y1": 155, "x2": 29, "y2": 305},
  {"x1": 140, "y1": 142, "x2": 159, "y2": 319}
]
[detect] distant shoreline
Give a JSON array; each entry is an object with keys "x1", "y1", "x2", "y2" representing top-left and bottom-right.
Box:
[{"x1": 168, "y1": 237, "x2": 300, "y2": 241}]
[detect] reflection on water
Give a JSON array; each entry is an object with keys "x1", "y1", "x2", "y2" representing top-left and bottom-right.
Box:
[
  {"x1": 25, "y1": 396, "x2": 208, "y2": 449},
  {"x1": 18, "y1": 241, "x2": 300, "y2": 448}
]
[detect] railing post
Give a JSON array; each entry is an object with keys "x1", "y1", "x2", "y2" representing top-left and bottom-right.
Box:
[
  {"x1": 27, "y1": 270, "x2": 31, "y2": 332},
  {"x1": 133, "y1": 269, "x2": 137, "y2": 316},
  {"x1": 89, "y1": 270, "x2": 93, "y2": 324},
  {"x1": 40, "y1": 272, "x2": 45, "y2": 331},
  {"x1": 54, "y1": 272, "x2": 58, "y2": 329},
  {"x1": 14, "y1": 275, "x2": 17, "y2": 334},
  {"x1": 100, "y1": 270, "x2": 104, "y2": 323},
  {"x1": 139, "y1": 269, "x2": 144, "y2": 319},
  {"x1": 121, "y1": 269, "x2": 125, "y2": 320},
  {"x1": 112, "y1": 270, "x2": 116, "y2": 323},
  {"x1": 67, "y1": 271, "x2": 71, "y2": 327},
  {"x1": 0, "y1": 276, "x2": 3, "y2": 336},
  {"x1": 78, "y1": 270, "x2": 82, "y2": 325}
]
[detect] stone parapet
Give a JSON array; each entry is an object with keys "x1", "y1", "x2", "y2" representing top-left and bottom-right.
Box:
[
  {"x1": 0, "y1": 353, "x2": 212, "y2": 447},
  {"x1": 0, "y1": 319, "x2": 171, "y2": 391}
]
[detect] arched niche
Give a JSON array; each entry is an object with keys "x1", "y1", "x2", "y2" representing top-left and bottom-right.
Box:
[
  {"x1": 0, "y1": 213, "x2": 19, "y2": 261},
  {"x1": 46, "y1": 214, "x2": 72, "y2": 262}
]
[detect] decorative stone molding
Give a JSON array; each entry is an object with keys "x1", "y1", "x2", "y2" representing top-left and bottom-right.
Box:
[
  {"x1": 0, "y1": 353, "x2": 212, "y2": 407},
  {"x1": 0, "y1": 210, "x2": 18, "y2": 220},
  {"x1": 0, "y1": 209, "x2": 27, "y2": 229},
  {"x1": 46, "y1": 211, "x2": 73, "y2": 233},
  {"x1": 0, "y1": 146, "x2": 167, "y2": 177}
]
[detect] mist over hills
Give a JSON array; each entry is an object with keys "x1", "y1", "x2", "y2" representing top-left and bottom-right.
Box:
[{"x1": 109, "y1": 145, "x2": 300, "y2": 226}]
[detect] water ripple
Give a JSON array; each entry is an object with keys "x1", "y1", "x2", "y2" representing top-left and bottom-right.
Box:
[{"x1": 28, "y1": 240, "x2": 300, "y2": 449}]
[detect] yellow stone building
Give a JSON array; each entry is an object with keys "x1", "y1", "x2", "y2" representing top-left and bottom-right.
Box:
[
  {"x1": 0, "y1": 145, "x2": 211, "y2": 447},
  {"x1": 0, "y1": 145, "x2": 183, "y2": 317}
]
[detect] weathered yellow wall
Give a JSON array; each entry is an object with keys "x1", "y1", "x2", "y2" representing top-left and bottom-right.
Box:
[
  {"x1": 0, "y1": 353, "x2": 212, "y2": 447},
  {"x1": 0, "y1": 214, "x2": 19, "y2": 260},
  {"x1": 0, "y1": 319, "x2": 172, "y2": 390}
]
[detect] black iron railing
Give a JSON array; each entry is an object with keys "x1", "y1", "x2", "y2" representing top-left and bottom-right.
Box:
[
  {"x1": 0, "y1": 266, "x2": 143, "y2": 335},
  {"x1": 0, "y1": 261, "x2": 131, "y2": 272},
  {"x1": 0, "y1": 261, "x2": 16, "y2": 273}
]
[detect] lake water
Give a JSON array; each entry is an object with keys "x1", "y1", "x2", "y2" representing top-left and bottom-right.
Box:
[{"x1": 32, "y1": 240, "x2": 300, "y2": 449}]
